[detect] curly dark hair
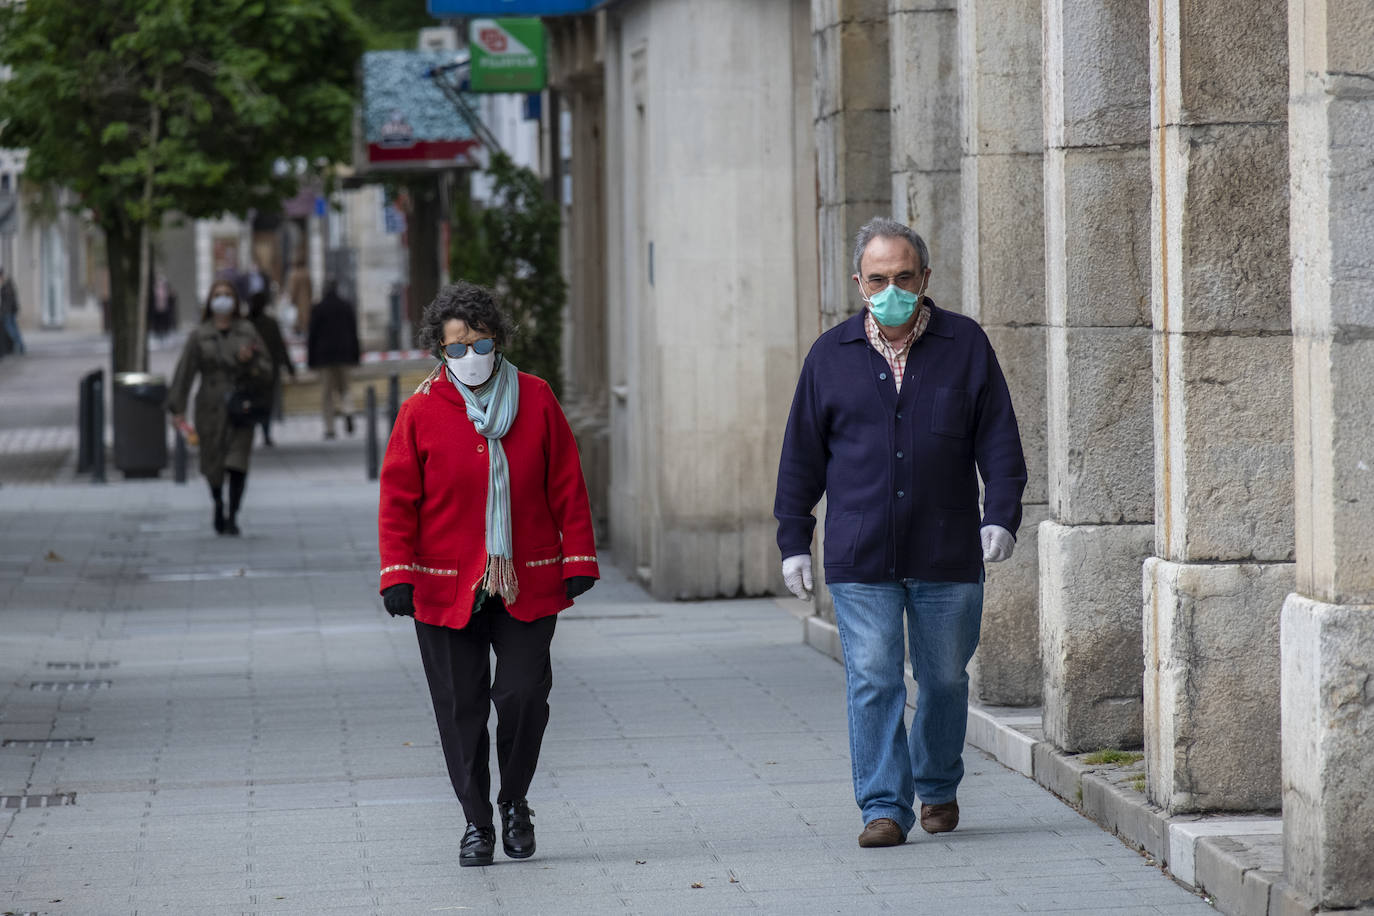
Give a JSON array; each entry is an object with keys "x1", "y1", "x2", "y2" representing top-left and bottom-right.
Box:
[{"x1": 418, "y1": 282, "x2": 515, "y2": 358}]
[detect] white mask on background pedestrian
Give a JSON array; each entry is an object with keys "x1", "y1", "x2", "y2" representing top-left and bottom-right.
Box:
[
  {"x1": 209, "y1": 295, "x2": 235, "y2": 316},
  {"x1": 444, "y1": 337, "x2": 497, "y2": 388}
]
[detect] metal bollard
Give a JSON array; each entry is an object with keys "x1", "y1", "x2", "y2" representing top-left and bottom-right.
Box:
[
  {"x1": 76, "y1": 371, "x2": 93, "y2": 473},
  {"x1": 174, "y1": 431, "x2": 188, "y2": 484},
  {"x1": 366, "y1": 386, "x2": 379, "y2": 481},
  {"x1": 387, "y1": 373, "x2": 399, "y2": 433},
  {"x1": 90, "y1": 372, "x2": 106, "y2": 485}
]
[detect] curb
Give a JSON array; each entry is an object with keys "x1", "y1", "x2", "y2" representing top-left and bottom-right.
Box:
[{"x1": 800, "y1": 613, "x2": 1331, "y2": 916}]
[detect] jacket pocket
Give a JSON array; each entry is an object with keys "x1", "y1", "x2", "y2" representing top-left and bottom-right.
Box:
[
  {"x1": 931, "y1": 387, "x2": 973, "y2": 438},
  {"x1": 926, "y1": 510, "x2": 980, "y2": 568},
  {"x1": 823, "y1": 511, "x2": 863, "y2": 567},
  {"x1": 412, "y1": 557, "x2": 461, "y2": 610},
  {"x1": 519, "y1": 542, "x2": 565, "y2": 601}
]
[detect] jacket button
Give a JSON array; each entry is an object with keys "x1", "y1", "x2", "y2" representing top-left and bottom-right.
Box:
[
  {"x1": 896, "y1": 451, "x2": 904, "y2": 459},
  {"x1": 897, "y1": 490, "x2": 905, "y2": 498},
  {"x1": 879, "y1": 372, "x2": 887, "y2": 380},
  {"x1": 476, "y1": 443, "x2": 485, "y2": 453},
  {"x1": 896, "y1": 412, "x2": 903, "y2": 419}
]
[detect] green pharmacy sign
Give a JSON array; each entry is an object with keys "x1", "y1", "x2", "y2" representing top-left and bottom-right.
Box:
[{"x1": 469, "y1": 18, "x2": 547, "y2": 93}]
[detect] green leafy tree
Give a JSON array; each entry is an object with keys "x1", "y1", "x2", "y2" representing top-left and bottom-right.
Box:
[
  {"x1": 0, "y1": 0, "x2": 365, "y2": 373},
  {"x1": 352, "y1": 0, "x2": 441, "y2": 50},
  {"x1": 450, "y1": 152, "x2": 566, "y2": 396}
]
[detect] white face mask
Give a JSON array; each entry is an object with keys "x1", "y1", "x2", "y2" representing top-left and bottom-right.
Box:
[
  {"x1": 209, "y1": 295, "x2": 235, "y2": 315},
  {"x1": 446, "y1": 350, "x2": 497, "y2": 387}
]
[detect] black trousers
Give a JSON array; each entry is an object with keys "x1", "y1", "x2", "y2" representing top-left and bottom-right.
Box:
[{"x1": 414, "y1": 604, "x2": 557, "y2": 828}]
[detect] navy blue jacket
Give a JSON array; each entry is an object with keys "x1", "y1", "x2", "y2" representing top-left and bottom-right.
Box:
[{"x1": 774, "y1": 304, "x2": 1027, "y2": 584}]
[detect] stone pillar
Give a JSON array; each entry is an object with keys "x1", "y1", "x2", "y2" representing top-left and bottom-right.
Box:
[
  {"x1": 1039, "y1": 0, "x2": 1154, "y2": 751},
  {"x1": 1281, "y1": 0, "x2": 1374, "y2": 906},
  {"x1": 1144, "y1": 0, "x2": 1293, "y2": 814},
  {"x1": 813, "y1": 0, "x2": 890, "y2": 329},
  {"x1": 957, "y1": 0, "x2": 1045, "y2": 706},
  {"x1": 549, "y1": 15, "x2": 610, "y2": 539},
  {"x1": 888, "y1": 0, "x2": 960, "y2": 312}
]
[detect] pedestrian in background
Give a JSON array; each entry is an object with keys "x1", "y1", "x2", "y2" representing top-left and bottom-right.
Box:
[
  {"x1": 0, "y1": 266, "x2": 24, "y2": 356},
  {"x1": 168, "y1": 280, "x2": 274, "y2": 536},
  {"x1": 774, "y1": 217, "x2": 1028, "y2": 848},
  {"x1": 148, "y1": 272, "x2": 178, "y2": 339},
  {"x1": 247, "y1": 290, "x2": 295, "y2": 447},
  {"x1": 306, "y1": 281, "x2": 360, "y2": 439},
  {"x1": 377, "y1": 282, "x2": 599, "y2": 867},
  {"x1": 285, "y1": 252, "x2": 312, "y2": 336}
]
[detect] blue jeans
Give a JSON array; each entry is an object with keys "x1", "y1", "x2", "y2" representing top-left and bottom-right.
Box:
[{"x1": 829, "y1": 577, "x2": 984, "y2": 834}]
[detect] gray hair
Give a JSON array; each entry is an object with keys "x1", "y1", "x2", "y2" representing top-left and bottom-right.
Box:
[{"x1": 852, "y1": 217, "x2": 930, "y2": 275}]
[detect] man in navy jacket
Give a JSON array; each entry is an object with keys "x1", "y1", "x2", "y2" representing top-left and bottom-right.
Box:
[{"x1": 774, "y1": 217, "x2": 1027, "y2": 848}]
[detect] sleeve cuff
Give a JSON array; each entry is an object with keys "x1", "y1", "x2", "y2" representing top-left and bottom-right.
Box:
[{"x1": 560, "y1": 555, "x2": 600, "y2": 580}]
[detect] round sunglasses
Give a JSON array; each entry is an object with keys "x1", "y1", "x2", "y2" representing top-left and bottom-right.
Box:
[{"x1": 442, "y1": 338, "x2": 496, "y2": 358}]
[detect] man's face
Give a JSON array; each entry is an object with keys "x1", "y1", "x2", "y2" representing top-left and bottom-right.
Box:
[{"x1": 853, "y1": 235, "x2": 927, "y2": 300}]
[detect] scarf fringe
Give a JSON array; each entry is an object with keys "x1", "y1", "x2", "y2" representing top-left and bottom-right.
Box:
[{"x1": 476, "y1": 554, "x2": 520, "y2": 604}]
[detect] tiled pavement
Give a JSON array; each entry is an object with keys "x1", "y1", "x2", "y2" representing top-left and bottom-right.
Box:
[{"x1": 0, "y1": 333, "x2": 1214, "y2": 914}]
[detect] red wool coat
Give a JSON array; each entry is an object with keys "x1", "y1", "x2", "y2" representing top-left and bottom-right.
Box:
[{"x1": 378, "y1": 369, "x2": 599, "y2": 629}]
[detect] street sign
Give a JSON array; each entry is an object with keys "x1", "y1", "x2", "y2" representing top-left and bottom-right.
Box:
[
  {"x1": 469, "y1": 18, "x2": 547, "y2": 93},
  {"x1": 429, "y1": 0, "x2": 601, "y2": 14}
]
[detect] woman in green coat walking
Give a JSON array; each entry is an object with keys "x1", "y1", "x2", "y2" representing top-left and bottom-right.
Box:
[{"x1": 168, "y1": 280, "x2": 274, "y2": 535}]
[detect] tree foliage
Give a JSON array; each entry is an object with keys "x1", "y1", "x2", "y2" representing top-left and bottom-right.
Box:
[
  {"x1": 450, "y1": 153, "x2": 566, "y2": 396},
  {"x1": 0, "y1": 0, "x2": 366, "y2": 372}
]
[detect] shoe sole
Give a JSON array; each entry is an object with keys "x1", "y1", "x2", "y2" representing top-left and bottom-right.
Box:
[
  {"x1": 459, "y1": 855, "x2": 493, "y2": 867},
  {"x1": 503, "y1": 843, "x2": 535, "y2": 859}
]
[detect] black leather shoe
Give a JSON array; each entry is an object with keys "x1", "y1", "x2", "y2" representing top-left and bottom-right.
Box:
[
  {"x1": 460, "y1": 823, "x2": 495, "y2": 867},
  {"x1": 499, "y1": 799, "x2": 535, "y2": 859}
]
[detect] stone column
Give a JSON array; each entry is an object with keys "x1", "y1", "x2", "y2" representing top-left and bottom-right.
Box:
[
  {"x1": 549, "y1": 15, "x2": 610, "y2": 539},
  {"x1": 1143, "y1": 0, "x2": 1294, "y2": 814},
  {"x1": 1038, "y1": 0, "x2": 1153, "y2": 752},
  {"x1": 957, "y1": 0, "x2": 1045, "y2": 706},
  {"x1": 888, "y1": 0, "x2": 960, "y2": 312},
  {"x1": 813, "y1": 0, "x2": 890, "y2": 329},
  {"x1": 1281, "y1": 0, "x2": 1374, "y2": 906}
]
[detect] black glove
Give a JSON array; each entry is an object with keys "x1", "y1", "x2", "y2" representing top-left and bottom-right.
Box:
[
  {"x1": 565, "y1": 576, "x2": 595, "y2": 600},
  {"x1": 382, "y1": 583, "x2": 416, "y2": 617}
]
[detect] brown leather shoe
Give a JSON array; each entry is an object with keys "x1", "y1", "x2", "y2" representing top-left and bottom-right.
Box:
[
  {"x1": 858, "y1": 817, "x2": 907, "y2": 847},
  {"x1": 919, "y1": 800, "x2": 959, "y2": 834}
]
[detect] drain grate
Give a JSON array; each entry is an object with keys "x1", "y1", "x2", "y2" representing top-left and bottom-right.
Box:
[
  {"x1": 28, "y1": 681, "x2": 112, "y2": 692},
  {"x1": 2, "y1": 738, "x2": 94, "y2": 748},
  {"x1": 45, "y1": 661, "x2": 118, "y2": 670},
  {"x1": 0, "y1": 793, "x2": 76, "y2": 808}
]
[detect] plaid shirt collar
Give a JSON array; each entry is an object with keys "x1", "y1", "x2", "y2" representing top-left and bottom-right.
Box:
[{"x1": 864, "y1": 302, "x2": 931, "y2": 361}]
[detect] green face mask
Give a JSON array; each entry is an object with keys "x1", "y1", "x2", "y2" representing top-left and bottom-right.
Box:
[{"x1": 864, "y1": 282, "x2": 921, "y2": 327}]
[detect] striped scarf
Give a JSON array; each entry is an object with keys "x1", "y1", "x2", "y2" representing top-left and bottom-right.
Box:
[{"x1": 450, "y1": 357, "x2": 521, "y2": 603}]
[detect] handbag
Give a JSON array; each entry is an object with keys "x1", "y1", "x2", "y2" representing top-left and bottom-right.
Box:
[{"x1": 225, "y1": 384, "x2": 271, "y2": 427}]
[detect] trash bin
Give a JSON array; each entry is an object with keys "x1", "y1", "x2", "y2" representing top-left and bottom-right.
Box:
[{"x1": 112, "y1": 372, "x2": 169, "y2": 478}]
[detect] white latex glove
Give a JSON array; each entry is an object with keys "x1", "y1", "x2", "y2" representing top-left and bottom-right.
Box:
[
  {"x1": 782, "y1": 554, "x2": 814, "y2": 600},
  {"x1": 981, "y1": 525, "x2": 1015, "y2": 563}
]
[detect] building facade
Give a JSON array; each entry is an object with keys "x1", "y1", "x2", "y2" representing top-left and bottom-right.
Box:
[{"x1": 546, "y1": 0, "x2": 1374, "y2": 909}]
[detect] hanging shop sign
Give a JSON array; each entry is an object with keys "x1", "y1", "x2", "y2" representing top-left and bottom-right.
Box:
[
  {"x1": 360, "y1": 51, "x2": 481, "y2": 171},
  {"x1": 428, "y1": 0, "x2": 601, "y2": 14},
  {"x1": 468, "y1": 18, "x2": 547, "y2": 93}
]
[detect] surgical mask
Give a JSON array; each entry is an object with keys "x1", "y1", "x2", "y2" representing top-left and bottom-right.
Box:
[
  {"x1": 209, "y1": 296, "x2": 235, "y2": 315},
  {"x1": 862, "y1": 281, "x2": 923, "y2": 327},
  {"x1": 446, "y1": 349, "x2": 497, "y2": 388}
]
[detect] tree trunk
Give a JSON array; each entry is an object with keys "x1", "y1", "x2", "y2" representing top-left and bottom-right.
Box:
[
  {"x1": 135, "y1": 71, "x2": 162, "y2": 370},
  {"x1": 105, "y1": 221, "x2": 144, "y2": 375},
  {"x1": 406, "y1": 174, "x2": 442, "y2": 347}
]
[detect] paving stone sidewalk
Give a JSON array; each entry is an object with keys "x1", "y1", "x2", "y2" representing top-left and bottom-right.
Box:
[{"x1": 0, "y1": 420, "x2": 1214, "y2": 914}]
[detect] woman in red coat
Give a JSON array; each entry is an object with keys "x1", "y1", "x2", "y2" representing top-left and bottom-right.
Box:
[{"x1": 378, "y1": 283, "x2": 599, "y2": 867}]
